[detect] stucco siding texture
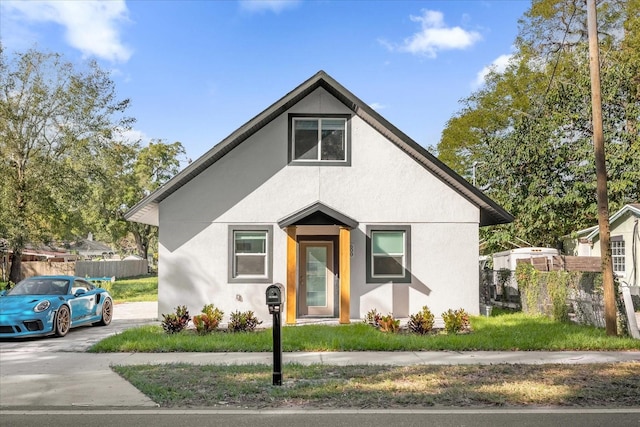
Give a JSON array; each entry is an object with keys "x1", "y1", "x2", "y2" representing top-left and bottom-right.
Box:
[{"x1": 156, "y1": 87, "x2": 481, "y2": 320}]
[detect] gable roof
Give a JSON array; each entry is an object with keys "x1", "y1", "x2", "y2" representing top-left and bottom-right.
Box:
[
  {"x1": 577, "y1": 204, "x2": 640, "y2": 241},
  {"x1": 278, "y1": 201, "x2": 359, "y2": 229},
  {"x1": 71, "y1": 238, "x2": 116, "y2": 256},
  {"x1": 125, "y1": 70, "x2": 514, "y2": 227}
]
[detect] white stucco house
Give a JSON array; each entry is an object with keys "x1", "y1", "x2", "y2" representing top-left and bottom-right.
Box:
[
  {"x1": 125, "y1": 71, "x2": 513, "y2": 324},
  {"x1": 566, "y1": 203, "x2": 640, "y2": 294}
]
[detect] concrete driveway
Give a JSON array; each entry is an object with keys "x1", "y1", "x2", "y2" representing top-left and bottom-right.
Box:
[
  {"x1": 0, "y1": 302, "x2": 158, "y2": 353},
  {"x1": 0, "y1": 302, "x2": 160, "y2": 407}
]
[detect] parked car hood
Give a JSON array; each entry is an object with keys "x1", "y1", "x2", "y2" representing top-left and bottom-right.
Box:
[{"x1": 0, "y1": 295, "x2": 60, "y2": 314}]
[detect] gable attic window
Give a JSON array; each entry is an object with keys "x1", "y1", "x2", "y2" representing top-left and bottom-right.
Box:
[
  {"x1": 228, "y1": 225, "x2": 273, "y2": 283},
  {"x1": 366, "y1": 225, "x2": 411, "y2": 283},
  {"x1": 289, "y1": 114, "x2": 351, "y2": 166}
]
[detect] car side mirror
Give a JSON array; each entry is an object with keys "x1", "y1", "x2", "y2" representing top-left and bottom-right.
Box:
[{"x1": 74, "y1": 288, "x2": 87, "y2": 296}]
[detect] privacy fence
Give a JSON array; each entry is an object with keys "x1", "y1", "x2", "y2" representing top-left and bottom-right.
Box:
[
  {"x1": 481, "y1": 259, "x2": 637, "y2": 335},
  {"x1": 515, "y1": 265, "x2": 607, "y2": 327},
  {"x1": 18, "y1": 259, "x2": 148, "y2": 281}
]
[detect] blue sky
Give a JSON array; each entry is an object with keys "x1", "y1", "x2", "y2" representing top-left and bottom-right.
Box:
[{"x1": 1, "y1": 0, "x2": 530, "y2": 162}]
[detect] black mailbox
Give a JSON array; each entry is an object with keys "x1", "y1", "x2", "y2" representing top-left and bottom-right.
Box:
[
  {"x1": 266, "y1": 283, "x2": 284, "y2": 386},
  {"x1": 266, "y1": 284, "x2": 283, "y2": 307}
]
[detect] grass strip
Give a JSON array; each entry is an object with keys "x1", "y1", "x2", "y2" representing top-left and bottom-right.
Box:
[
  {"x1": 92, "y1": 313, "x2": 640, "y2": 352},
  {"x1": 112, "y1": 362, "x2": 640, "y2": 408},
  {"x1": 109, "y1": 275, "x2": 158, "y2": 303}
]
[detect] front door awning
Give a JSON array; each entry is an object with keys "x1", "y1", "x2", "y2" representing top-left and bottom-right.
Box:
[{"x1": 277, "y1": 201, "x2": 358, "y2": 229}]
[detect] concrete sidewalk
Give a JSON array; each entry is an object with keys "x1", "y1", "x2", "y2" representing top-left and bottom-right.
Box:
[
  {"x1": 2, "y1": 349, "x2": 640, "y2": 408},
  {"x1": 2, "y1": 350, "x2": 639, "y2": 408}
]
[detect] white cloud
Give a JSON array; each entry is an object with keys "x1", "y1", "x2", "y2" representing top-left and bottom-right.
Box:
[
  {"x1": 239, "y1": 0, "x2": 300, "y2": 13},
  {"x1": 2, "y1": 0, "x2": 132, "y2": 63},
  {"x1": 389, "y1": 9, "x2": 482, "y2": 58},
  {"x1": 116, "y1": 128, "x2": 148, "y2": 144},
  {"x1": 369, "y1": 102, "x2": 386, "y2": 111},
  {"x1": 473, "y1": 53, "x2": 513, "y2": 87}
]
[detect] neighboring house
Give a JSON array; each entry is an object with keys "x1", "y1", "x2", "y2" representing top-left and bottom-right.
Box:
[
  {"x1": 70, "y1": 233, "x2": 117, "y2": 260},
  {"x1": 125, "y1": 71, "x2": 513, "y2": 324},
  {"x1": 565, "y1": 204, "x2": 640, "y2": 294},
  {"x1": 21, "y1": 246, "x2": 71, "y2": 261}
]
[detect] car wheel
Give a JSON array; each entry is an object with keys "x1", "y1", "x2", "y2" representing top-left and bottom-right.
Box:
[
  {"x1": 95, "y1": 298, "x2": 113, "y2": 326},
  {"x1": 54, "y1": 305, "x2": 71, "y2": 337}
]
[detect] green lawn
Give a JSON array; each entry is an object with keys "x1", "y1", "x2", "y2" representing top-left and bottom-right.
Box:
[
  {"x1": 112, "y1": 362, "x2": 640, "y2": 409},
  {"x1": 89, "y1": 275, "x2": 640, "y2": 409},
  {"x1": 3, "y1": 275, "x2": 158, "y2": 302},
  {"x1": 91, "y1": 311, "x2": 640, "y2": 352},
  {"x1": 107, "y1": 275, "x2": 158, "y2": 302}
]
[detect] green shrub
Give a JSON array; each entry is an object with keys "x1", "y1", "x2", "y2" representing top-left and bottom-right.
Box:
[
  {"x1": 517, "y1": 264, "x2": 540, "y2": 314},
  {"x1": 363, "y1": 308, "x2": 382, "y2": 327},
  {"x1": 547, "y1": 271, "x2": 570, "y2": 322},
  {"x1": 408, "y1": 305, "x2": 435, "y2": 334},
  {"x1": 192, "y1": 304, "x2": 224, "y2": 335},
  {"x1": 441, "y1": 308, "x2": 470, "y2": 334},
  {"x1": 363, "y1": 309, "x2": 399, "y2": 333},
  {"x1": 496, "y1": 268, "x2": 512, "y2": 301},
  {"x1": 228, "y1": 310, "x2": 262, "y2": 332},
  {"x1": 378, "y1": 314, "x2": 400, "y2": 333},
  {"x1": 161, "y1": 305, "x2": 190, "y2": 334}
]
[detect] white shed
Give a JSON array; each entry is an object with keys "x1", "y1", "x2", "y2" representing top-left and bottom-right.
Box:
[{"x1": 493, "y1": 247, "x2": 560, "y2": 272}]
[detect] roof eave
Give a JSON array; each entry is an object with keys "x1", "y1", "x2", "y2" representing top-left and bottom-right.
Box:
[
  {"x1": 585, "y1": 204, "x2": 640, "y2": 240},
  {"x1": 125, "y1": 70, "x2": 514, "y2": 227},
  {"x1": 125, "y1": 71, "x2": 333, "y2": 224}
]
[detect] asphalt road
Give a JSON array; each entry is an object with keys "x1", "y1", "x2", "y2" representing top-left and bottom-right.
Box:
[{"x1": 2, "y1": 409, "x2": 640, "y2": 427}]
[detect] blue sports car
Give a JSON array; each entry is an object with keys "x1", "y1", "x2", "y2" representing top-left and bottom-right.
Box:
[{"x1": 0, "y1": 275, "x2": 113, "y2": 338}]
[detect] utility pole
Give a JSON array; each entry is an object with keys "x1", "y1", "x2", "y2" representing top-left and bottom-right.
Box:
[
  {"x1": 587, "y1": 0, "x2": 617, "y2": 335},
  {"x1": 471, "y1": 161, "x2": 484, "y2": 187}
]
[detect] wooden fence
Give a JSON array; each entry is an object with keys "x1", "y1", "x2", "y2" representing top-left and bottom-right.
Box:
[
  {"x1": 18, "y1": 260, "x2": 148, "y2": 281},
  {"x1": 22, "y1": 261, "x2": 75, "y2": 278},
  {"x1": 516, "y1": 256, "x2": 601, "y2": 272}
]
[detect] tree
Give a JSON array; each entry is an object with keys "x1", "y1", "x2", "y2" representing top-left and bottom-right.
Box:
[
  {"x1": 437, "y1": 0, "x2": 639, "y2": 253},
  {"x1": 87, "y1": 139, "x2": 186, "y2": 261},
  {"x1": 128, "y1": 140, "x2": 185, "y2": 260},
  {"x1": 0, "y1": 47, "x2": 132, "y2": 283}
]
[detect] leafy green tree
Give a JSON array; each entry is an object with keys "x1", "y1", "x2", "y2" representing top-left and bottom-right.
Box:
[
  {"x1": 0, "y1": 47, "x2": 132, "y2": 283},
  {"x1": 88, "y1": 139, "x2": 186, "y2": 261},
  {"x1": 437, "y1": 0, "x2": 639, "y2": 253},
  {"x1": 128, "y1": 140, "x2": 185, "y2": 261}
]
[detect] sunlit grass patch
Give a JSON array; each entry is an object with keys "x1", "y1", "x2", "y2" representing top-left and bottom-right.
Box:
[
  {"x1": 112, "y1": 362, "x2": 640, "y2": 408},
  {"x1": 477, "y1": 380, "x2": 574, "y2": 404},
  {"x1": 110, "y1": 275, "x2": 158, "y2": 302}
]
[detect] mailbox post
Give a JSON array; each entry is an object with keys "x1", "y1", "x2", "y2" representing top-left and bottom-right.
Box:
[{"x1": 266, "y1": 283, "x2": 284, "y2": 385}]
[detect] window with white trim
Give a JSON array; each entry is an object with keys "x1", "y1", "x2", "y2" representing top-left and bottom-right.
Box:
[
  {"x1": 289, "y1": 115, "x2": 351, "y2": 165},
  {"x1": 366, "y1": 225, "x2": 411, "y2": 283},
  {"x1": 228, "y1": 225, "x2": 273, "y2": 283},
  {"x1": 611, "y1": 237, "x2": 625, "y2": 273}
]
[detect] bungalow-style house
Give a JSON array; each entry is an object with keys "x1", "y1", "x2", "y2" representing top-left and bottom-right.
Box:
[
  {"x1": 565, "y1": 204, "x2": 640, "y2": 295},
  {"x1": 126, "y1": 71, "x2": 513, "y2": 324},
  {"x1": 70, "y1": 233, "x2": 118, "y2": 260}
]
